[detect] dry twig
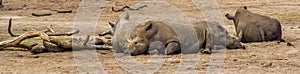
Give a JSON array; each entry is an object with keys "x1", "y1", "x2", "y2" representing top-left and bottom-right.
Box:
[{"x1": 112, "y1": 4, "x2": 147, "y2": 12}]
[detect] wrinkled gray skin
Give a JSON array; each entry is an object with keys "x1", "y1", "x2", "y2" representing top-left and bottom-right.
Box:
[
  {"x1": 126, "y1": 21, "x2": 245, "y2": 55},
  {"x1": 148, "y1": 41, "x2": 165, "y2": 55},
  {"x1": 109, "y1": 13, "x2": 245, "y2": 55},
  {"x1": 225, "y1": 6, "x2": 285, "y2": 43},
  {"x1": 126, "y1": 21, "x2": 181, "y2": 55}
]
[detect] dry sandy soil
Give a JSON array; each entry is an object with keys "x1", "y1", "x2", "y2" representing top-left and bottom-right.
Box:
[{"x1": 0, "y1": 0, "x2": 300, "y2": 74}]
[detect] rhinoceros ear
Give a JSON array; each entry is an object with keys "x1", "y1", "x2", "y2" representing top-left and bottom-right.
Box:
[
  {"x1": 123, "y1": 12, "x2": 129, "y2": 20},
  {"x1": 116, "y1": 12, "x2": 129, "y2": 26},
  {"x1": 243, "y1": 6, "x2": 247, "y2": 10},
  {"x1": 225, "y1": 14, "x2": 234, "y2": 20},
  {"x1": 109, "y1": 22, "x2": 115, "y2": 28},
  {"x1": 145, "y1": 22, "x2": 153, "y2": 31}
]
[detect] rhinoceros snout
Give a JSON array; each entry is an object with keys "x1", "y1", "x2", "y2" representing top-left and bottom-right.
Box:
[
  {"x1": 236, "y1": 43, "x2": 246, "y2": 49},
  {"x1": 124, "y1": 49, "x2": 133, "y2": 56},
  {"x1": 240, "y1": 44, "x2": 246, "y2": 49}
]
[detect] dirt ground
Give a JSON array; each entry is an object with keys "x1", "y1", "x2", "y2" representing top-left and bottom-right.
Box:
[{"x1": 0, "y1": 0, "x2": 300, "y2": 74}]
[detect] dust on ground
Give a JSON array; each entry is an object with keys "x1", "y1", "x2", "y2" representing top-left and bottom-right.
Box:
[{"x1": 0, "y1": 0, "x2": 299, "y2": 74}]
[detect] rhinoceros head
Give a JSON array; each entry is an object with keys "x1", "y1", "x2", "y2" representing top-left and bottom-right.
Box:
[
  {"x1": 226, "y1": 32, "x2": 245, "y2": 49},
  {"x1": 125, "y1": 21, "x2": 156, "y2": 55}
]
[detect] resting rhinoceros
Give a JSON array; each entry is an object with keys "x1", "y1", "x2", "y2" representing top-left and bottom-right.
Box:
[
  {"x1": 108, "y1": 13, "x2": 245, "y2": 55},
  {"x1": 225, "y1": 6, "x2": 285, "y2": 43},
  {"x1": 0, "y1": 0, "x2": 2, "y2": 8}
]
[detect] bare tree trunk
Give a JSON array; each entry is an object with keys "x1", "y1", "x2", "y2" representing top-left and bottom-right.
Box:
[
  {"x1": 0, "y1": 31, "x2": 50, "y2": 50},
  {"x1": 30, "y1": 36, "x2": 113, "y2": 54}
]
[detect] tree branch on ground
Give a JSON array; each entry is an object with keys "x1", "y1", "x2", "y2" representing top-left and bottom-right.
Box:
[
  {"x1": 8, "y1": 18, "x2": 79, "y2": 37},
  {"x1": 112, "y1": 4, "x2": 147, "y2": 12},
  {"x1": 8, "y1": 18, "x2": 16, "y2": 37},
  {"x1": 1, "y1": 19, "x2": 113, "y2": 54},
  {"x1": 0, "y1": 31, "x2": 50, "y2": 50}
]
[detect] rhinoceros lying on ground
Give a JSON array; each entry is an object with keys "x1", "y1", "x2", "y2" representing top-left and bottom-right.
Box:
[
  {"x1": 225, "y1": 6, "x2": 285, "y2": 43},
  {"x1": 108, "y1": 13, "x2": 245, "y2": 55},
  {"x1": 125, "y1": 21, "x2": 246, "y2": 55}
]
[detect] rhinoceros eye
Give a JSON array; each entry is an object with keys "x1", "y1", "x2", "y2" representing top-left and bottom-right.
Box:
[
  {"x1": 140, "y1": 39, "x2": 144, "y2": 41},
  {"x1": 134, "y1": 34, "x2": 138, "y2": 37}
]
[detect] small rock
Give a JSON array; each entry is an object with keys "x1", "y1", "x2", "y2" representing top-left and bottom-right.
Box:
[
  {"x1": 233, "y1": 59, "x2": 237, "y2": 62},
  {"x1": 8, "y1": 8, "x2": 13, "y2": 11},
  {"x1": 250, "y1": 54, "x2": 256, "y2": 58},
  {"x1": 31, "y1": 55, "x2": 40, "y2": 58},
  {"x1": 16, "y1": 54, "x2": 24, "y2": 57},
  {"x1": 265, "y1": 63, "x2": 273, "y2": 67},
  {"x1": 262, "y1": 62, "x2": 273, "y2": 67},
  {"x1": 99, "y1": 6, "x2": 106, "y2": 9},
  {"x1": 22, "y1": 4, "x2": 27, "y2": 8},
  {"x1": 94, "y1": 38, "x2": 105, "y2": 45},
  {"x1": 100, "y1": 52, "x2": 107, "y2": 55},
  {"x1": 287, "y1": 42, "x2": 294, "y2": 46}
]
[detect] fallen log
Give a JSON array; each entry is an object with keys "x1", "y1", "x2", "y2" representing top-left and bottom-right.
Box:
[
  {"x1": 29, "y1": 36, "x2": 113, "y2": 54},
  {"x1": 0, "y1": 31, "x2": 50, "y2": 50},
  {"x1": 2, "y1": 19, "x2": 112, "y2": 54},
  {"x1": 1, "y1": 31, "x2": 113, "y2": 53}
]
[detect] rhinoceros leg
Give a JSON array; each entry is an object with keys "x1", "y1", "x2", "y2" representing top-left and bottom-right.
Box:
[
  {"x1": 277, "y1": 36, "x2": 286, "y2": 42},
  {"x1": 148, "y1": 41, "x2": 165, "y2": 55},
  {"x1": 256, "y1": 24, "x2": 265, "y2": 41},
  {"x1": 201, "y1": 41, "x2": 211, "y2": 54},
  {"x1": 165, "y1": 42, "x2": 180, "y2": 55},
  {"x1": 201, "y1": 29, "x2": 212, "y2": 54},
  {"x1": 201, "y1": 48, "x2": 211, "y2": 54}
]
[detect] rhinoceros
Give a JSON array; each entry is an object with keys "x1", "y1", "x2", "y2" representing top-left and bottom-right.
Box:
[
  {"x1": 108, "y1": 13, "x2": 245, "y2": 55},
  {"x1": 225, "y1": 6, "x2": 285, "y2": 43},
  {"x1": 0, "y1": 0, "x2": 2, "y2": 8}
]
